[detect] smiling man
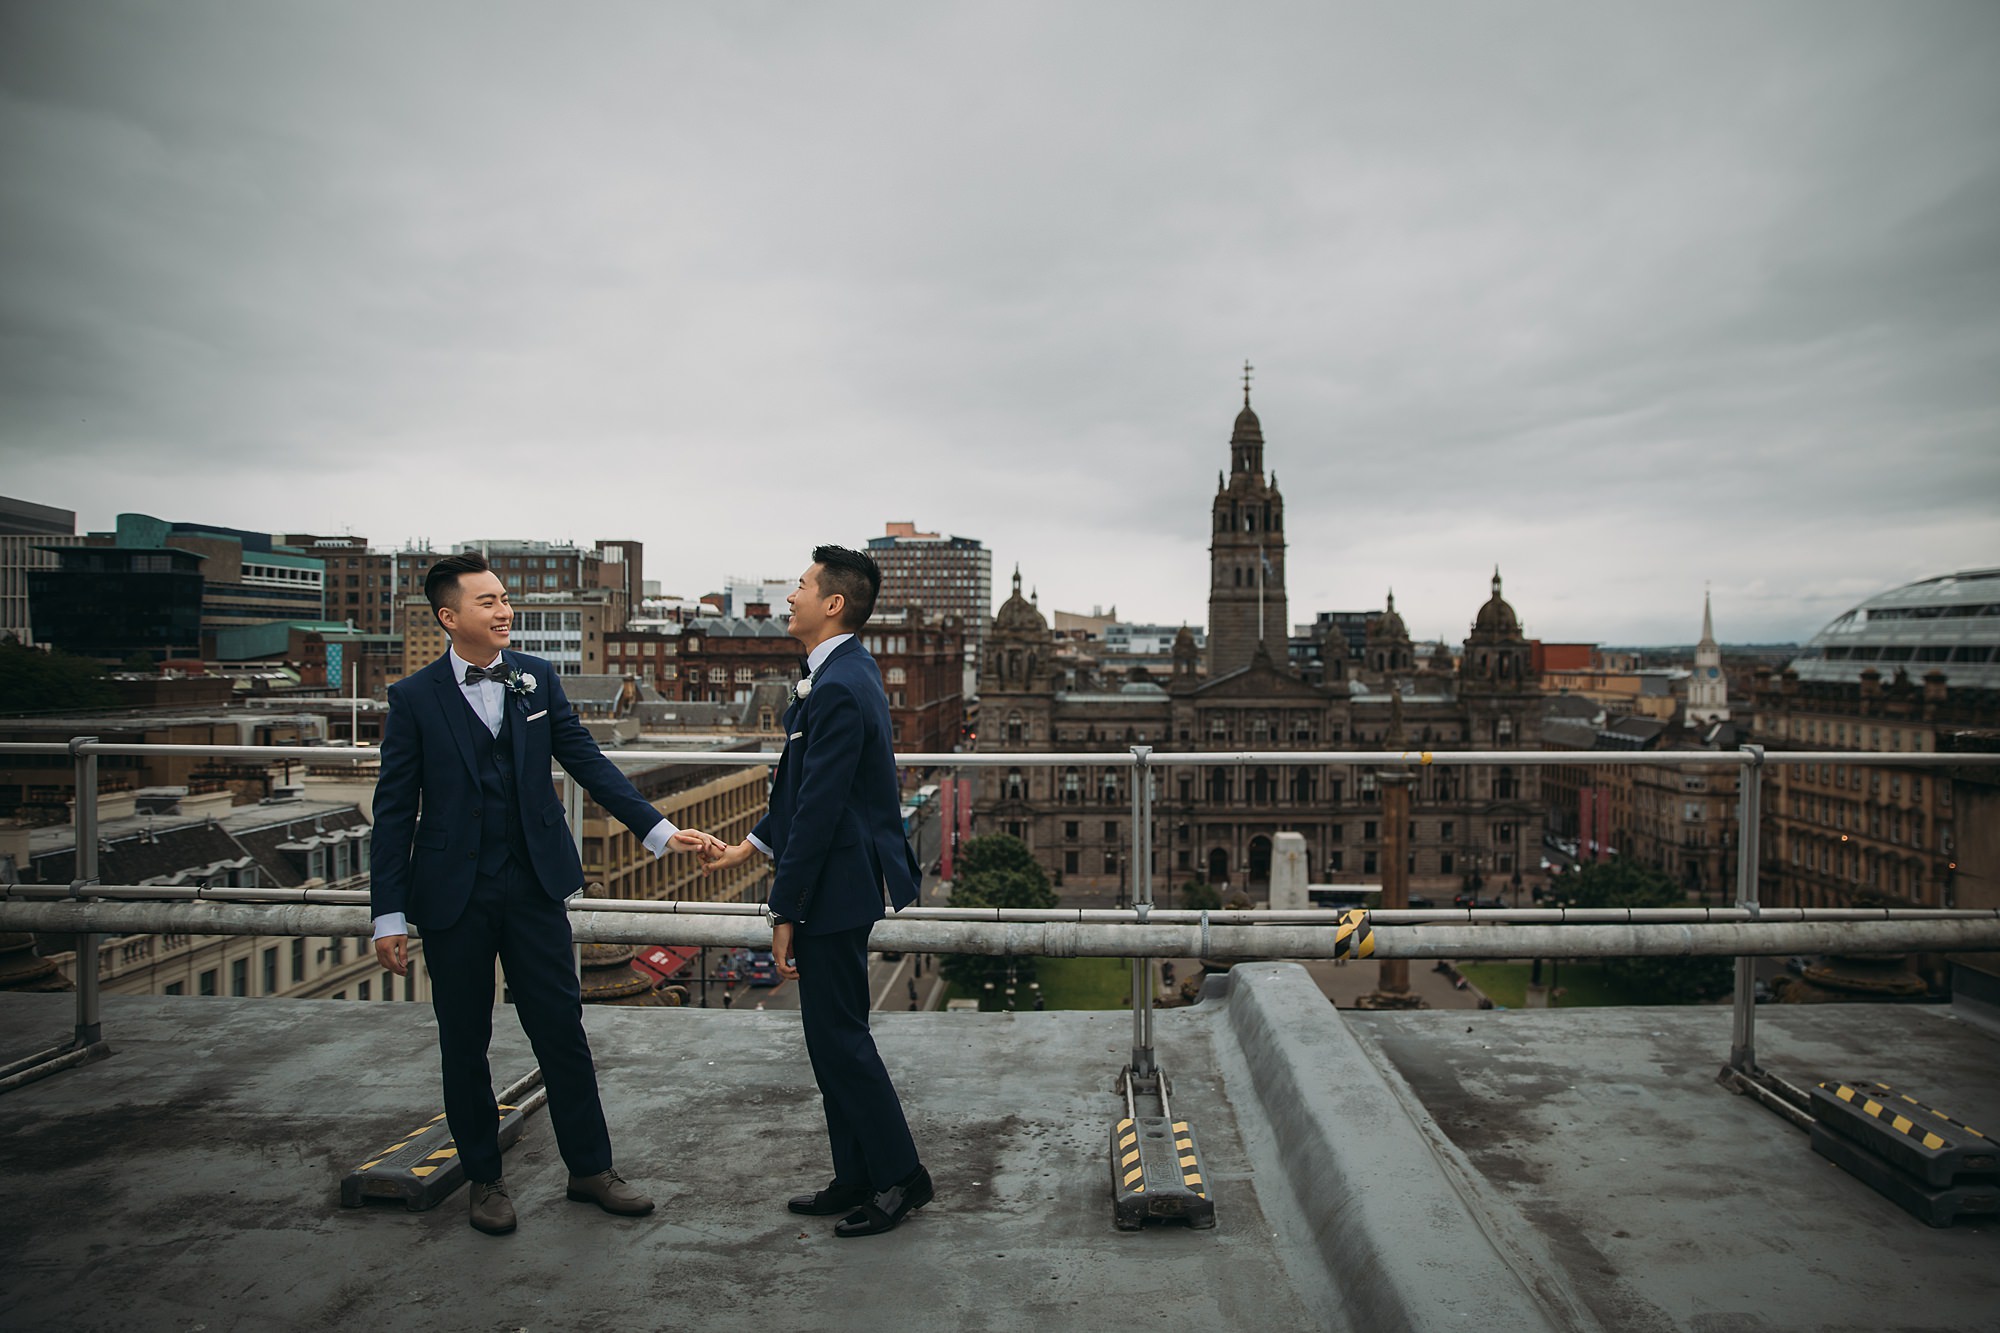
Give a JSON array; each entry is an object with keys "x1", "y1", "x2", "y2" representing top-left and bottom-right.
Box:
[
  {"x1": 370, "y1": 551, "x2": 712, "y2": 1235},
  {"x1": 699, "y1": 545, "x2": 932, "y2": 1237}
]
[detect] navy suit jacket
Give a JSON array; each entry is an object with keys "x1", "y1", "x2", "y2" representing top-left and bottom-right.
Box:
[
  {"x1": 755, "y1": 636, "x2": 920, "y2": 936},
  {"x1": 369, "y1": 650, "x2": 664, "y2": 931}
]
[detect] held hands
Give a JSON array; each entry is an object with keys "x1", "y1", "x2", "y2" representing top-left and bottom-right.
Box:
[
  {"x1": 668, "y1": 828, "x2": 727, "y2": 857},
  {"x1": 697, "y1": 839, "x2": 758, "y2": 874}
]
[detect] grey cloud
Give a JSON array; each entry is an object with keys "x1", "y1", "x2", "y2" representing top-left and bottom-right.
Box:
[{"x1": 2, "y1": 2, "x2": 1996, "y2": 645}]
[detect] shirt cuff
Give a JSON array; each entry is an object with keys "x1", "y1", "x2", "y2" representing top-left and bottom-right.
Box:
[
  {"x1": 746, "y1": 832, "x2": 774, "y2": 859},
  {"x1": 372, "y1": 913, "x2": 407, "y2": 940},
  {"x1": 642, "y1": 818, "x2": 683, "y2": 859}
]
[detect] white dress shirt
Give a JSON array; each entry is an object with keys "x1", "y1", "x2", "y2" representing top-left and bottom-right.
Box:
[
  {"x1": 371, "y1": 646, "x2": 679, "y2": 940},
  {"x1": 746, "y1": 632, "x2": 852, "y2": 861}
]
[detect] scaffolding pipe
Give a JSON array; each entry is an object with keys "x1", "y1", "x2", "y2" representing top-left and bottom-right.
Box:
[
  {"x1": 12, "y1": 739, "x2": 1995, "y2": 770},
  {"x1": 1730, "y1": 744, "x2": 1766, "y2": 1073},
  {"x1": 9, "y1": 900, "x2": 2000, "y2": 960},
  {"x1": 69, "y1": 737, "x2": 103, "y2": 1049},
  {"x1": 8, "y1": 882, "x2": 1988, "y2": 926}
]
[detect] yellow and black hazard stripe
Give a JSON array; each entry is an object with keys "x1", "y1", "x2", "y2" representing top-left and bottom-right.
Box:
[
  {"x1": 1822, "y1": 1081, "x2": 1985, "y2": 1152},
  {"x1": 1116, "y1": 1117, "x2": 1144, "y2": 1193},
  {"x1": 355, "y1": 1105, "x2": 514, "y2": 1176},
  {"x1": 1333, "y1": 909, "x2": 1375, "y2": 960},
  {"x1": 355, "y1": 1113, "x2": 445, "y2": 1173},
  {"x1": 1172, "y1": 1120, "x2": 1205, "y2": 1199}
]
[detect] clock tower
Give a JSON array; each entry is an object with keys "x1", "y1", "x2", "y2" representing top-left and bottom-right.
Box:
[{"x1": 1687, "y1": 590, "x2": 1729, "y2": 724}]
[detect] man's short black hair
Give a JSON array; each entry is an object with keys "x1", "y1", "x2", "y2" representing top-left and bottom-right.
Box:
[
  {"x1": 425, "y1": 551, "x2": 494, "y2": 626},
  {"x1": 811, "y1": 545, "x2": 880, "y2": 630}
]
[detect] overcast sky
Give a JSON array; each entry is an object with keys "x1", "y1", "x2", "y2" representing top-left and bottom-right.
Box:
[{"x1": 3, "y1": 2, "x2": 1996, "y2": 647}]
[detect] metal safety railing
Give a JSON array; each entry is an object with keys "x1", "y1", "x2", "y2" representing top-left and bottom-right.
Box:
[{"x1": 3, "y1": 738, "x2": 1998, "y2": 1096}]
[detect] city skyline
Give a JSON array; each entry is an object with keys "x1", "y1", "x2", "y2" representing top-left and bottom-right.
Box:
[{"x1": 4, "y1": 5, "x2": 1997, "y2": 647}]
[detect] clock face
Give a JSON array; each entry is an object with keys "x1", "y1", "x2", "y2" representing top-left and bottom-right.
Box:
[{"x1": 1707, "y1": 667, "x2": 1720, "y2": 678}]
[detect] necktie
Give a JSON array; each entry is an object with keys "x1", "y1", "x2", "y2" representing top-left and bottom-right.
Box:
[{"x1": 464, "y1": 663, "x2": 509, "y2": 685}]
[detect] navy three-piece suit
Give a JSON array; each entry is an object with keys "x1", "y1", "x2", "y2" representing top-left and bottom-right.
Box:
[
  {"x1": 370, "y1": 649, "x2": 664, "y2": 1183},
  {"x1": 756, "y1": 635, "x2": 924, "y2": 1191}
]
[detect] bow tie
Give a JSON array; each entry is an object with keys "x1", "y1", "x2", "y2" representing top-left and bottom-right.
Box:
[{"x1": 463, "y1": 663, "x2": 510, "y2": 685}]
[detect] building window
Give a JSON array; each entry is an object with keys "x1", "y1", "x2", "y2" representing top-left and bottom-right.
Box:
[
  {"x1": 1104, "y1": 851, "x2": 1118, "y2": 874},
  {"x1": 262, "y1": 947, "x2": 278, "y2": 995},
  {"x1": 1064, "y1": 850, "x2": 1079, "y2": 874},
  {"x1": 199, "y1": 969, "x2": 217, "y2": 997},
  {"x1": 1363, "y1": 852, "x2": 1377, "y2": 875},
  {"x1": 382, "y1": 974, "x2": 395, "y2": 1000},
  {"x1": 1441, "y1": 852, "x2": 1455, "y2": 875},
  {"x1": 1364, "y1": 821, "x2": 1377, "y2": 841},
  {"x1": 1064, "y1": 821, "x2": 1079, "y2": 841},
  {"x1": 292, "y1": 938, "x2": 306, "y2": 983},
  {"x1": 1005, "y1": 768, "x2": 1025, "y2": 801},
  {"x1": 164, "y1": 981, "x2": 184, "y2": 996}
]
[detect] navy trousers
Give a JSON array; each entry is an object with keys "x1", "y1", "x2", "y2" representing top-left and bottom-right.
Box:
[
  {"x1": 793, "y1": 923, "x2": 919, "y2": 1191},
  {"x1": 421, "y1": 855, "x2": 612, "y2": 1184}
]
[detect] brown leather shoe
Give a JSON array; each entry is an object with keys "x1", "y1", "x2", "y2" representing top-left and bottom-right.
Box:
[
  {"x1": 566, "y1": 1169, "x2": 655, "y2": 1216},
  {"x1": 469, "y1": 1178, "x2": 516, "y2": 1235}
]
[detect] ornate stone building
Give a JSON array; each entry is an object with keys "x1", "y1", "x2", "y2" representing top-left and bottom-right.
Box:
[{"x1": 975, "y1": 388, "x2": 1545, "y2": 899}]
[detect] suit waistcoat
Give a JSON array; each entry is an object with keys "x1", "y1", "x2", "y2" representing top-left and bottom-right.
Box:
[{"x1": 465, "y1": 692, "x2": 531, "y2": 875}]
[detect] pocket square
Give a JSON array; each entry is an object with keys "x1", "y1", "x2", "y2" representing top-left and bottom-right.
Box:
[
  {"x1": 526, "y1": 710, "x2": 548, "y2": 722},
  {"x1": 788, "y1": 730, "x2": 803, "y2": 740}
]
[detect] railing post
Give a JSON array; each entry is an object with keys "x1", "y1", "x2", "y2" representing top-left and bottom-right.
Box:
[
  {"x1": 1729, "y1": 745, "x2": 1765, "y2": 1073},
  {"x1": 1129, "y1": 746, "x2": 1155, "y2": 1077},
  {"x1": 69, "y1": 736, "x2": 103, "y2": 1048}
]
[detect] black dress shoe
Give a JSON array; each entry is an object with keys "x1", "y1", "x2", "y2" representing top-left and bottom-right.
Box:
[
  {"x1": 834, "y1": 1164, "x2": 934, "y2": 1238},
  {"x1": 788, "y1": 1179, "x2": 872, "y2": 1216}
]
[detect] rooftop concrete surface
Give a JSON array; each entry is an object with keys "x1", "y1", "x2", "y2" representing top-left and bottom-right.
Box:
[
  {"x1": 0, "y1": 981, "x2": 1341, "y2": 1333},
  {"x1": 1347, "y1": 998, "x2": 2000, "y2": 1333},
  {"x1": 4, "y1": 969, "x2": 1998, "y2": 1332}
]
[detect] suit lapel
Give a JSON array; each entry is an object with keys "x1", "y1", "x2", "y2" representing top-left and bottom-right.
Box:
[
  {"x1": 430, "y1": 655, "x2": 482, "y2": 787},
  {"x1": 503, "y1": 651, "x2": 530, "y2": 775}
]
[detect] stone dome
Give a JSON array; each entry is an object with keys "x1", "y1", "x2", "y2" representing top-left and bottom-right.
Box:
[
  {"x1": 1473, "y1": 568, "x2": 1520, "y2": 636},
  {"x1": 993, "y1": 566, "x2": 1048, "y2": 635},
  {"x1": 1369, "y1": 591, "x2": 1408, "y2": 642}
]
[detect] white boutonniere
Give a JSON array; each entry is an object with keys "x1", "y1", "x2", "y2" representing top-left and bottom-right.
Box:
[
  {"x1": 505, "y1": 668, "x2": 537, "y2": 700},
  {"x1": 789, "y1": 676, "x2": 813, "y2": 705}
]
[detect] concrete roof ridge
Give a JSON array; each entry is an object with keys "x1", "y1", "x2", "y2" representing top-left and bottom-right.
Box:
[{"x1": 1211, "y1": 964, "x2": 1568, "y2": 1331}]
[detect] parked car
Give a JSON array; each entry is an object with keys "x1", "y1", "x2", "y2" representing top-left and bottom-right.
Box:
[{"x1": 744, "y1": 949, "x2": 780, "y2": 987}]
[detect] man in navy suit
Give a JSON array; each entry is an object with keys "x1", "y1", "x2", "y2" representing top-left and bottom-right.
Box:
[
  {"x1": 700, "y1": 545, "x2": 933, "y2": 1237},
  {"x1": 371, "y1": 552, "x2": 712, "y2": 1235}
]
